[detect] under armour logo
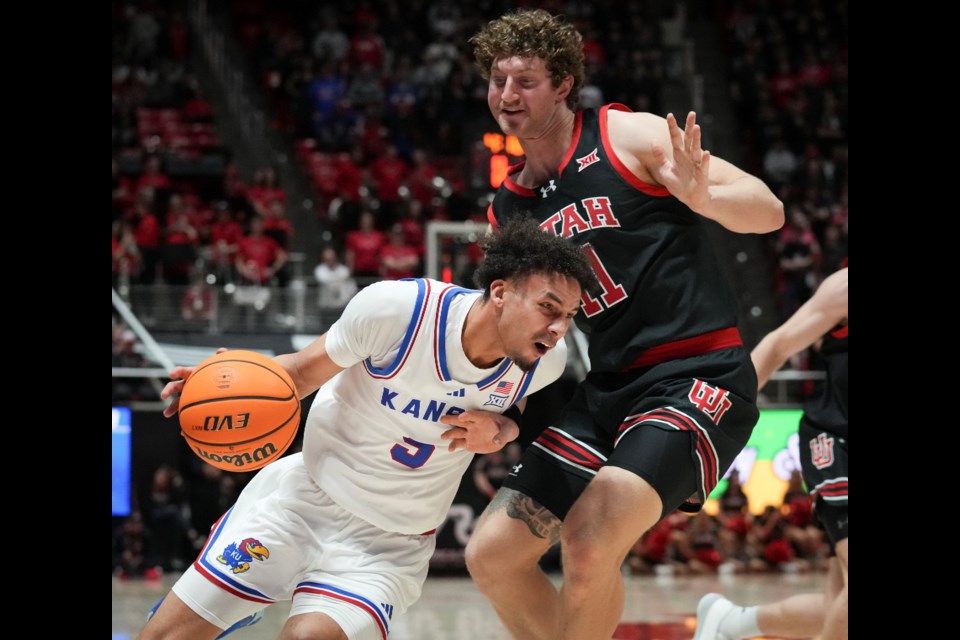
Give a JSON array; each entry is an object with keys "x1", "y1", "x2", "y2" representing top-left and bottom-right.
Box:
[
  {"x1": 540, "y1": 179, "x2": 557, "y2": 198},
  {"x1": 510, "y1": 463, "x2": 523, "y2": 475}
]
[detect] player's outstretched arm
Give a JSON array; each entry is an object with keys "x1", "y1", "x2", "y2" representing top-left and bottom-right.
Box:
[
  {"x1": 626, "y1": 111, "x2": 784, "y2": 233},
  {"x1": 752, "y1": 267, "x2": 848, "y2": 387}
]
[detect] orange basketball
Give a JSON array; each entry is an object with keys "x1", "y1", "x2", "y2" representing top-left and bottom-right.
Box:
[{"x1": 178, "y1": 350, "x2": 301, "y2": 472}]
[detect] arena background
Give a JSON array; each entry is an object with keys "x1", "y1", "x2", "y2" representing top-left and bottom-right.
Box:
[{"x1": 113, "y1": 0, "x2": 847, "y2": 637}]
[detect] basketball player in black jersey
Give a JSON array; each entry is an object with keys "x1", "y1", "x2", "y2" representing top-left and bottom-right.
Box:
[
  {"x1": 437, "y1": 8, "x2": 784, "y2": 640},
  {"x1": 694, "y1": 265, "x2": 848, "y2": 640}
]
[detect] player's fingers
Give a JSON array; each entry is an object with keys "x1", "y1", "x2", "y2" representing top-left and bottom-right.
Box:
[
  {"x1": 666, "y1": 112, "x2": 683, "y2": 150},
  {"x1": 162, "y1": 399, "x2": 180, "y2": 418},
  {"x1": 439, "y1": 426, "x2": 466, "y2": 440},
  {"x1": 160, "y1": 380, "x2": 184, "y2": 400},
  {"x1": 438, "y1": 413, "x2": 467, "y2": 427}
]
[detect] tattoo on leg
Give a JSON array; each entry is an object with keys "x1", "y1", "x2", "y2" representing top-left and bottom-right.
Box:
[{"x1": 490, "y1": 489, "x2": 561, "y2": 543}]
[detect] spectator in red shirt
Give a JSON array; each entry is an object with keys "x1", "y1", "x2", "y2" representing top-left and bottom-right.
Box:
[
  {"x1": 368, "y1": 143, "x2": 409, "y2": 222},
  {"x1": 262, "y1": 198, "x2": 294, "y2": 250},
  {"x1": 406, "y1": 148, "x2": 439, "y2": 207},
  {"x1": 126, "y1": 190, "x2": 161, "y2": 283},
  {"x1": 379, "y1": 224, "x2": 420, "y2": 280},
  {"x1": 136, "y1": 155, "x2": 171, "y2": 193},
  {"x1": 345, "y1": 210, "x2": 386, "y2": 283},
  {"x1": 235, "y1": 215, "x2": 288, "y2": 285},
  {"x1": 113, "y1": 157, "x2": 134, "y2": 222},
  {"x1": 247, "y1": 166, "x2": 286, "y2": 216},
  {"x1": 347, "y1": 18, "x2": 385, "y2": 70},
  {"x1": 162, "y1": 209, "x2": 199, "y2": 285},
  {"x1": 206, "y1": 203, "x2": 243, "y2": 282}
]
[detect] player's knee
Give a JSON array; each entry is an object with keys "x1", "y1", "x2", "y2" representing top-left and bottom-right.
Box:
[
  {"x1": 465, "y1": 529, "x2": 505, "y2": 587},
  {"x1": 561, "y1": 527, "x2": 612, "y2": 583}
]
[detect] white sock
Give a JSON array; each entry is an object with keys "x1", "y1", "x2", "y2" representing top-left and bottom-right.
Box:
[{"x1": 719, "y1": 604, "x2": 762, "y2": 639}]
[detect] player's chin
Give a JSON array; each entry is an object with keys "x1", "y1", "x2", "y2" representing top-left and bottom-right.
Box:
[{"x1": 513, "y1": 351, "x2": 543, "y2": 373}]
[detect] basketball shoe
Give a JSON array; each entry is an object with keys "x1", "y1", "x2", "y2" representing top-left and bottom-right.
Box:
[{"x1": 693, "y1": 593, "x2": 736, "y2": 640}]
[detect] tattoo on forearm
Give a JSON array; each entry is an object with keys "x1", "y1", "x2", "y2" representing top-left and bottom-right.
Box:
[{"x1": 490, "y1": 489, "x2": 561, "y2": 543}]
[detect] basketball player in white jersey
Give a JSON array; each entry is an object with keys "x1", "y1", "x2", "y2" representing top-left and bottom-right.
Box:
[{"x1": 138, "y1": 217, "x2": 598, "y2": 640}]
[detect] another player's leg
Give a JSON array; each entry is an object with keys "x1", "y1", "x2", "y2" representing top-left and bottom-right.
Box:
[
  {"x1": 137, "y1": 591, "x2": 225, "y2": 640},
  {"x1": 821, "y1": 537, "x2": 848, "y2": 640},
  {"x1": 557, "y1": 466, "x2": 663, "y2": 640},
  {"x1": 145, "y1": 596, "x2": 264, "y2": 640},
  {"x1": 694, "y1": 591, "x2": 825, "y2": 640},
  {"x1": 465, "y1": 488, "x2": 558, "y2": 640}
]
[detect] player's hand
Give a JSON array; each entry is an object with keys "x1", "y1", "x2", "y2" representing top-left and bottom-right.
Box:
[
  {"x1": 161, "y1": 347, "x2": 229, "y2": 418},
  {"x1": 439, "y1": 410, "x2": 520, "y2": 454},
  {"x1": 651, "y1": 111, "x2": 710, "y2": 211}
]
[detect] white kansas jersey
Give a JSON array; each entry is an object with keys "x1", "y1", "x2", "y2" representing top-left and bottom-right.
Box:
[{"x1": 302, "y1": 278, "x2": 567, "y2": 535}]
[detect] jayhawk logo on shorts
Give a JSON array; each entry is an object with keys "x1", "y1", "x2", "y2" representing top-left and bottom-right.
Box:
[{"x1": 217, "y1": 537, "x2": 270, "y2": 574}]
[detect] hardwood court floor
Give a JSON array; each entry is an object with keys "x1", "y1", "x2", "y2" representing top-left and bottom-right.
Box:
[{"x1": 113, "y1": 570, "x2": 826, "y2": 639}]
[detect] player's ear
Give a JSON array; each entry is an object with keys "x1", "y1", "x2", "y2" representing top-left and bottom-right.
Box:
[
  {"x1": 556, "y1": 75, "x2": 573, "y2": 103},
  {"x1": 490, "y1": 279, "x2": 507, "y2": 308}
]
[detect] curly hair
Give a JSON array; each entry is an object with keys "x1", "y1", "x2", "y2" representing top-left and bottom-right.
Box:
[
  {"x1": 470, "y1": 9, "x2": 585, "y2": 111},
  {"x1": 474, "y1": 216, "x2": 599, "y2": 299}
]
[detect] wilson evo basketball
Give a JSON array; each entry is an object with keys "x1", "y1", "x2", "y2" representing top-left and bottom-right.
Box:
[{"x1": 178, "y1": 350, "x2": 301, "y2": 472}]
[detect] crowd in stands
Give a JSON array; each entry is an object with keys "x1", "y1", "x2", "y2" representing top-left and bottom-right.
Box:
[
  {"x1": 714, "y1": 0, "x2": 848, "y2": 321},
  {"x1": 625, "y1": 470, "x2": 827, "y2": 577}
]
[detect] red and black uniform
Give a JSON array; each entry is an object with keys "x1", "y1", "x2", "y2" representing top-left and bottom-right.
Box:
[
  {"x1": 798, "y1": 321, "x2": 848, "y2": 545},
  {"x1": 490, "y1": 104, "x2": 759, "y2": 519}
]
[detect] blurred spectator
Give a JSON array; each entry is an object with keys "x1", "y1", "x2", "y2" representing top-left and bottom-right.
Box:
[
  {"x1": 261, "y1": 198, "x2": 295, "y2": 267},
  {"x1": 161, "y1": 207, "x2": 199, "y2": 285},
  {"x1": 762, "y1": 137, "x2": 799, "y2": 192},
  {"x1": 311, "y1": 13, "x2": 348, "y2": 63},
  {"x1": 308, "y1": 60, "x2": 348, "y2": 131},
  {"x1": 181, "y1": 273, "x2": 215, "y2": 323},
  {"x1": 247, "y1": 166, "x2": 287, "y2": 215},
  {"x1": 345, "y1": 210, "x2": 386, "y2": 281},
  {"x1": 112, "y1": 220, "x2": 142, "y2": 287},
  {"x1": 136, "y1": 155, "x2": 171, "y2": 193},
  {"x1": 396, "y1": 199, "x2": 427, "y2": 259},
  {"x1": 776, "y1": 206, "x2": 821, "y2": 319},
  {"x1": 142, "y1": 465, "x2": 189, "y2": 572},
  {"x1": 114, "y1": 511, "x2": 150, "y2": 578},
  {"x1": 126, "y1": 188, "x2": 161, "y2": 283},
  {"x1": 368, "y1": 143, "x2": 409, "y2": 221},
  {"x1": 235, "y1": 215, "x2": 289, "y2": 285},
  {"x1": 206, "y1": 202, "x2": 244, "y2": 282},
  {"x1": 347, "y1": 14, "x2": 385, "y2": 70},
  {"x1": 346, "y1": 61, "x2": 385, "y2": 111},
  {"x1": 113, "y1": 156, "x2": 134, "y2": 221},
  {"x1": 112, "y1": 321, "x2": 155, "y2": 402},
  {"x1": 379, "y1": 223, "x2": 420, "y2": 280},
  {"x1": 313, "y1": 246, "x2": 357, "y2": 311},
  {"x1": 682, "y1": 511, "x2": 724, "y2": 575},
  {"x1": 315, "y1": 96, "x2": 359, "y2": 152}
]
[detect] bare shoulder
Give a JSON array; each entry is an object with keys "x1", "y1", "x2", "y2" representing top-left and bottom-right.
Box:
[
  {"x1": 605, "y1": 110, "x2": 668, "y2": 183},
  {"x1": 606, "y1": 109, "x2": 667, "y2": 143}
]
